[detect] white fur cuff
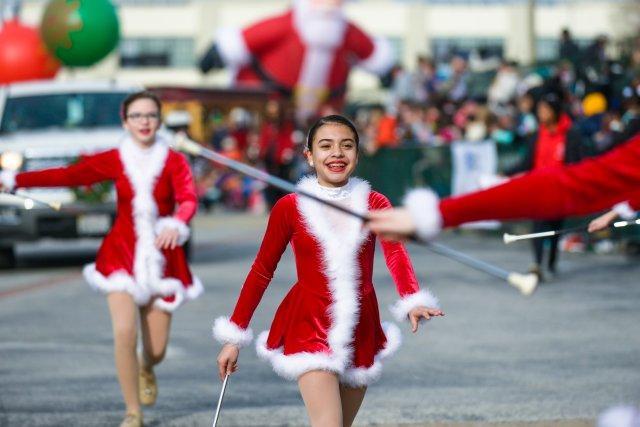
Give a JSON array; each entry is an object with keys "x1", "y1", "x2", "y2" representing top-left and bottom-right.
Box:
[
  {"x1": 155, "y1": 217, "x2": 190, "y2": 246},
  {"x1": 212, "y1": 316, "x2": 253, "y2": 348},
  {"x1": 0, "y1": 170, "x2": 17, "y2": 191},
  {"x1": 613, "y1": 201, "x2": 637, "y2": 220},
  {"x1": 390, "y1": 289, "x2": 440, "y2": 322},
  {"x1": 216, "y1": 27, "x2": 251, "y2": 67},
  {"x1": 403, "y1": 189, "x2": 443, "y2": 241}
]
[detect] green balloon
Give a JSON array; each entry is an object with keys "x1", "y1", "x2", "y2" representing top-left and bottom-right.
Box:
[{"x1": 41, "y1": 0, "x2": 120, "y2": 67}]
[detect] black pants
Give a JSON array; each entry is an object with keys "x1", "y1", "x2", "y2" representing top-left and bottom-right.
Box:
[{"x1": 531, "y1": 219, "x2": 564, "y2": 271}]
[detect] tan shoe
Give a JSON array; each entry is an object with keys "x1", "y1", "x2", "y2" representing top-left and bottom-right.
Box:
[
  {"x1": 138, "y1": 366, "x2": 157, "y2": 406},
  {"x1": 119, "y1": 412, "x2": 143, "y2": 427}
]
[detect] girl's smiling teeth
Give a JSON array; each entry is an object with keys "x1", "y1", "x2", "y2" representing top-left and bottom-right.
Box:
[{"x1": 326, "y1": 161, "x2": 347, "y2": 172}]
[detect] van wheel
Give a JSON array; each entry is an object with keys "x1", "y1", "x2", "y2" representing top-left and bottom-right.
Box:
[{"x1": 0, "y1": 246, "x2": 16, "y2": 269}]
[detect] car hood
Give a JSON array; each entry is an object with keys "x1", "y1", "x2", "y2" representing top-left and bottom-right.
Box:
[{"x1": 0, "y1": 128, "x2": 127, "y2": 158}]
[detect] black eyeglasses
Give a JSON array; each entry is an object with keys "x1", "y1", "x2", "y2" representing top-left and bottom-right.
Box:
[{"x1": 126, "y1": 112, "x2": 160, "y2": 122}]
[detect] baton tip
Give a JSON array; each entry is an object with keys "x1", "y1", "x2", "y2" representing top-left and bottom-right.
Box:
[{"x1": 508, "y1": 272, "x2": 538, "y2": 296}]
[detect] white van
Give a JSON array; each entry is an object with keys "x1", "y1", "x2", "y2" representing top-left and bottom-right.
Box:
[{"x1": 0, "y1": 80, "x2": 141, "y2": 267}]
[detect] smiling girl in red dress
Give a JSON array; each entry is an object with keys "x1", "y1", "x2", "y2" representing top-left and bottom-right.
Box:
[{"x1": 213, "y1": 115, "x2": 443, "y2": 426}]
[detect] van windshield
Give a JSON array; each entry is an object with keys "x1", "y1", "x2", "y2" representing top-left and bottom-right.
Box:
[{"x1": 0, "y1": 92, "x2": 130, "y2": 134}]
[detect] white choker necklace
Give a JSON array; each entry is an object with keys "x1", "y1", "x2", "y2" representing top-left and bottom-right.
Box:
[{"x1": 316, "y1": 180, "x2": 352, "y2": 200}]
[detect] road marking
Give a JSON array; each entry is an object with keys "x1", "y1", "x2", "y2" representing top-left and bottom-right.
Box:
[{"x1": 0, "y1": 272, "x2": 81, "y2": 299}]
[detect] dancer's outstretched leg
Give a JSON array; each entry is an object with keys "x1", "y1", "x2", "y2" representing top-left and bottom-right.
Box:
[
  {"x1": 298, "y1": 370, "x2": 342, "y2": 427},
  {"x1": 139, "y1": 303, "x2": 171, "y2": 406},
  {"x1": 107, "y1": 292, "x2": 140, "y2": 416},
  {"x1": 340, "y1": 384, "x2": 367, "y2": 427}
]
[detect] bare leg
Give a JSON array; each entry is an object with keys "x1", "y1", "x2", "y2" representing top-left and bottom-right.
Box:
[
  {"x1": 340, "y1": 384, "x2": 367, "y2": 427},
  {"x1": 298, "y1": 370, "x2": 342, "y2": 427},
  {"x1": 139, "y1": 303, "x2": 172, "y2": 369},
  {"x1": 107, "y1": 292, "x2": 140, "y2": 415}
]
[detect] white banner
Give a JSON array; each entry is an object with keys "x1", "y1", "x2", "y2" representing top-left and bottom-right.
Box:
[{"x1": 451, "y1": 140, "x2": 500, "y2": 229}]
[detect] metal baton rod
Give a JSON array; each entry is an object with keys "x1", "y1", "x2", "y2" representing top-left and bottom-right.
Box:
[
  {"x1": 504, "y1": 219, "x2": 640, "y2": 244},
  {"x1": 212, "y1": 374, "x2": 230, "y2": 427},
  {"x1": 175, "y1": 136, "x2": 537, "y2": 295}
]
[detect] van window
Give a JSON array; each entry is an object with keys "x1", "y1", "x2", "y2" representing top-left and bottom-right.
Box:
[{"x1": 0, "y1": 92, "x2": 130, "y2": 134}]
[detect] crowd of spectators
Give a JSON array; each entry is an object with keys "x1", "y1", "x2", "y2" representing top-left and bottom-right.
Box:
[{"x1": 188, "y1": 30, "x2": 640, "y2": 221}]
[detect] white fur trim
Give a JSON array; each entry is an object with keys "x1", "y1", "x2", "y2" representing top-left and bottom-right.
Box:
[
  {"x1": 153, "y1": 276, "x2": 204, "y2": 313},
  {"x1": 83, "y1": 263, "x2": 203, "y2": 312},
  {"x1": 358, "y1": 36, "x2": 395, "y2": 76},
  {"x1": 83, "y1": 263, "x2": 150, "y2": 305},
  {"x1": 390, "y1": 289, "x2": 440, "y2": 322},
  {"x1": 155, "y1": 217, "x2": 190, "y2": 246},
  {"x1": 119, "y1": 136, "x2": 177, "y2": 297},
  {"x1": 216, "y1": 27, "x2": 251, "y2": 67},
  {"x1": 296, "y1": 176, "x2": 371, "y2": 374},
  {"x1": 597, "y1": 405, "x2": 640, "y2": 427},
  {"x1": 0, "y1": 170, "x2": 16, "y2": 190},
  {"x1": 213, "y1": 316, "x2": 254, "y2": 348},
  {"x1": 340, "y1": 322, "x2": 401, "y2": 388},
  {"x1": 257, "y1": 322, "x2": 402, "y2": 387},
  {"x1": 613, "y1": 201, "x2": 637, "y2": 220},
  {"x1": 403, "y1": 189, "x2": 443, "y2": 241},
  {"x1": 256, "y1": 331, "x2": 344, "y2": 380}
]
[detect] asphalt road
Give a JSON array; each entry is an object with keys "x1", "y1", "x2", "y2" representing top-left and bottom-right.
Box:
[{"x1": 1, "y1": 212, "x2": 638, "y2": 427}]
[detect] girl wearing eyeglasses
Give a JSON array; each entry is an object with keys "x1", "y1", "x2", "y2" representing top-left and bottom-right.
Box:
[
  {"x1": 214, "y1": 115, "x2": 443, "y2": 427},
  {"x1": 0, "y1": 91, "x2": 201, "y2": 427}
]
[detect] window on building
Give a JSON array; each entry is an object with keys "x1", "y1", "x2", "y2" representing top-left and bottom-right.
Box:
[
  {"x1": 431, "y1": 37, "x2": 504, "y2": 64},
  {"x1": 120, "y1": 38, "x2": 195, "y2": 68}
]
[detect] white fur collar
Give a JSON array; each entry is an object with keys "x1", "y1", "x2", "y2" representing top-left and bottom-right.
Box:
[
  {"x1": 295, "y1": 175, "x2": 370, "y2": 369},
  {"x1": 118, "y1": 135, "x2": 180, "y2": 298}
]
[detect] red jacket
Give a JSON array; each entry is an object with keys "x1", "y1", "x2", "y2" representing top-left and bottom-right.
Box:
[
  {"x1": 9, "y1": 137, "x2": 202, "y2": 312},
  {"x1": 213, "y1": 177, "x2": 439, "y2": 387}
]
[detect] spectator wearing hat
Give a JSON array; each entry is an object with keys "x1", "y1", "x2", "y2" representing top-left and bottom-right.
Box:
[{"x1": 505, "y1": 92, "x2": 583, "y2": 281}]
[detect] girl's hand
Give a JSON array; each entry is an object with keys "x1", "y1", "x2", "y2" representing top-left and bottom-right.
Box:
[
  {"x1": 408, "y1": 306, "x2": 444, "y2": 333},
  {"x1": 588, "y1": 210, "x2": 618, "y2": 233},
  {"x1": 217, "y1": 343, "x2": 240, "y2": 381},
  {"x1": 367, "y1": 208, "x2": 416, "y2": 242},
  {"x1": 155, "y1": 227, "x2": 180, "y2": 250}
]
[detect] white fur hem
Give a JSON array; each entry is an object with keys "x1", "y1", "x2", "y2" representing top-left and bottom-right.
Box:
[
  {"x1": 256, "y1": 322, "x2": 402, "y2": 387},
  {"x1": 340, "y1": 322, "x2": 401, "y2": 388},
  {"x1": 1, "y1": 170, "x2": 17, "y2": 190},
  {"x1": 213, "y1": 317, "x2": 254, "y2": 348},
  {"x1": 153, "y1": 276, "x2": 204, "y2": 313},
  {"x1": 613, "y1": 201, "x2": 637, "y2": 220},
  {"x1": 216, "y1": 27, "x2": 251, "y2": 67},
  {"x1": 155, "y1": 217, "x2": 190, "y2": 246},
  {"x1": 358, "y1": 36, "x2": 394, "y2": 75},
  {"x1": 403, "y1": 189, "x2": 443, "y2": 241},
  {"x1": 83, "y1": 263, "x2": 203, "y2": 312},
  {"x1": 390, "y1": 289, "x2": 440, "y2": 322},
  {"x1": 256, "y1": 331, "x2": 344, "y2": 380}
]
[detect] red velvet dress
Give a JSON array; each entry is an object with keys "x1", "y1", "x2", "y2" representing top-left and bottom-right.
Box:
[
  {"x1": 213, "y1": 177, "x2": 439, "y2": 387},
  {"x1": 3, "y1": 136, "x2": 202, "y2": 312}
]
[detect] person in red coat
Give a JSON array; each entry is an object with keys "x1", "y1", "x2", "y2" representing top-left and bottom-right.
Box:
[
  {"x1": 366, "y1": 133, "x2": 640, "y2": 242},
  {"x1": 199, "y1": 0, "x2": 394, "y2": 121},
  {"x1": 214, "y1": 115, "x2": 442, "y2": 426},
  {"x1": 0, "y1": 91, "x2": 202, "y2": 427},
  {"x1": 503, "y1": 92, "x2": 581, "y2": 279}
]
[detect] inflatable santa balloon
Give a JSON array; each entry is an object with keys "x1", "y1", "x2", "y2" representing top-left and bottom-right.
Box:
[{"x1": 200, "y1": 0, "x2": 394, "y2": 121}]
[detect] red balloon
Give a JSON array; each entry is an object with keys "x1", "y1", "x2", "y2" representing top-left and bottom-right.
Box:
[{"x1": 0, "y1": 19, "x2": 60, "y2": 84}]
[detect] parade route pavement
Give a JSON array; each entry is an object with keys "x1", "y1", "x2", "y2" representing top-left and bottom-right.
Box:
[{"x1": 1, "y1": 212, "x2": 638, "y2": 426}]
